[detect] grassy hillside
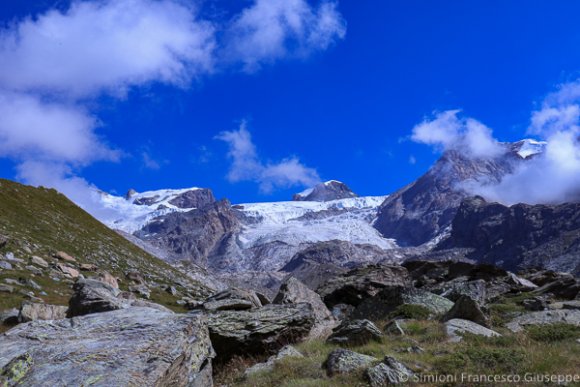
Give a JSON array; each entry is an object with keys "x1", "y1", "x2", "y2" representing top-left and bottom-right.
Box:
[{"x1": 0, "y1": 179, "x2": 213, "y2": 318}]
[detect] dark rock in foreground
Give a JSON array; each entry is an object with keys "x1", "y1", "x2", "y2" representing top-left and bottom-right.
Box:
[{"x1": 0, "y1": 307, "x2": 214, "y2": 386}]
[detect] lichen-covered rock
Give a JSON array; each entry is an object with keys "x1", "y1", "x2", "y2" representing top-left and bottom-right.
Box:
[
  {"x1": 445, "y1": 318, "x2": 501, "y2": 342},
  {"x1": 317, "y1": 264, "x2": 411, "y2": 308},
  {"x1": 327, "y1": 319, "x2": 383, "y2": 346},
  {"x1": 18, "y1": 303, "x2": 68, "y2": 323},
  {"x1": 204, "y1": 288, "x2": 262, "y2": 311},
  {"x1": 244, "y1": 345, "x2": 303, "y2": 377},
  {"x1": 274, "y1": 277, "x2": 335, "y2": 337},
  {"x1": 506, "y1": 310, "x2": 580, "y2": 333},
  {"x1": 324, "y1": 349, "x2": 377, "y2": 376},
  {"x1": 442, "y1": 295, "x2": 490, "y2": 327},
  {"x1": 384, "y1": 319, "x2": 408, "y2": 336},
  {"x1": 208, "y1": 303, "x2": 315, "y2": 362},
  {"x1": 366, "y1": 356, "x2": 414, "y2": 386},
  {"x1": 0, "y1": 307, "x2": 214, "y2": 386},
  {"x1": 67, "y1": 278, "x2": 129, "y2": 317}
]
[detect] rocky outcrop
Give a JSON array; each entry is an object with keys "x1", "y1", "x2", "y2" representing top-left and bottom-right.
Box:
[
  {"x1": 203, "y1": 288, "x2": 263, "y2": 311},
  {"x1": 506, "y1": 310, "x2": 580, "y2": 333},
  {"x1": 317, "y1": 264, "x2": 411, "y2": 308},
  {"x1": 442, "y1": 295, "x2": 490, "y2": 327},
  {"x1": 324, "y1": 349, "x2": 377, "y2": 376},
  {"x1": 327, "y1": 319, "x2": 383, "y2": 345},
  {"x1": 374, "y1": 149, "x2": 518, "y2": 246},
  {"x1": 0, "y1": 307, "x2": 214, "y2": 386},
  {"x1": 441, "y1": 196, "x2": 580, "y2": 274},
  {"x1": 207, "y1": 303, "x2": 315, "y2": 362},
  {"x1": 293, "y1": 181, "x2": 358, "y2": 202},
  {"x1": 18, "y1": 303, "x2": 68, "y2": 323},
  {"x1": 135, "y1": 199, "x2": 239, "y2": 267},
  {"x1": 168, "y1": 188, "x2": 216, "y2": 209},
  {"x1": 274, "y1": 277, "x2": 334, "y2": 326},
  {"x1": 444, "y1": 318, "x2": 501, "y2": 342}
]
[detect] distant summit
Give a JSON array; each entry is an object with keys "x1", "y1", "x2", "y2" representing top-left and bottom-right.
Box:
[{"x1": 292, "y1": 180, "x2": 358, "y2": 202}]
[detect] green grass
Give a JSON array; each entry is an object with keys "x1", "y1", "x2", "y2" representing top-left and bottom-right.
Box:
[
  {"x1": 0, "y1": 179, "x2": 212, "y2": 319},
  {"x1": 389, "y1": 304, "x2": 432, "y2": 320},
  {"x1": 526, "y1": 323, "x2": 580, "y2": 342}
]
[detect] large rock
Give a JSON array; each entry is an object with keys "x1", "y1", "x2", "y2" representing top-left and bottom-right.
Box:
[
  {"x1": 531, "y1": 277, "x2": 580, "y2": 300},
  {"x1": 207, "y1": 303, "x2": 315, "y2": 362},
  {"x1": 506, "y1": 310, "x2": 580, "y2": 333},
  {"x1": 317, "y1": 264, "x2": 411, "y2": 308},
  {"x1": 327, "y1": 319, "x2": 383, "y2": 346},
  {"x1": 324, "y1": 349, "x2": 377, "y2": 376},
  {"x1": 203, "y1": 287, "x2": 262, "y2": 311},
  {"x1": 445, "y1": 318, "x2": 501, "y2": 343},
  {"x1": 18, "y1": 303, "x2": 68, "y2": 323},
  {"x1": 0, "y1": 307, "x2": 214, "y2": 386},
  {"x1": 442, "y1": 295, "x2": 490, "y2": 327},
  {"x1": 366, "y1": 356, "x2": 414, "y2": 386},
  {"x1": 352, "y1": 287, "x2": 453, "y2": 321},
  {"x1": 274, "y1": 277, "x2": 334, "y2": 326}
]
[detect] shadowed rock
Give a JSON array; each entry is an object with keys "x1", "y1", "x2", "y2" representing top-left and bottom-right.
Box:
[{"x1": 327, "y1": 319, "x2": 383, "y2": 346}]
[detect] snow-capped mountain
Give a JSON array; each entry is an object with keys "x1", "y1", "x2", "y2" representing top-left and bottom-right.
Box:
[{"x1": 292, "y1": 180, "x2": 358, "y2": 201}]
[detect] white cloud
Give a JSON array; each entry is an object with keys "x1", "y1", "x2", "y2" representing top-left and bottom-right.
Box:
[
  {"x1": 0, "y1": 0, "x2": 215, "y2": 98},
  {"x1": 216, "y1": 122, "x2": 320, "y2": 193},
  {"x1": 224, "y1": 0, "x2": 346, "y2": 70},
  {"x1": 411, "y1": 110, "x2": 503, "y2": 158},
  {"x1": 0, "y1": 91, "x2": 118, "y2": 164}
]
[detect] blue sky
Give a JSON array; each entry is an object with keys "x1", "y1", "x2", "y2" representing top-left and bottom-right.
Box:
[{"x1": 1, "y1": 1, "x2": 580, "y2": 205}]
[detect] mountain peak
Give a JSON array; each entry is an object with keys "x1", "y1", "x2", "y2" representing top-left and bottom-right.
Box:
[{"x1": 292, "y1": 180, "x2": 358, "y2": 202}]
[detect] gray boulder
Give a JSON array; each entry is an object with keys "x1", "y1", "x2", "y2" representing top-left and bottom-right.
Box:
[
  {"x1": 442, "y1": 295, "x2": 490, "y2": 327},
  {"x1": 207, "y1": 303, "x2": 315, "y2": 362},
  {"x1": 67, "y1": 278, "x2": 129, "y2": 317},
  {"x1": 0, "y1": 307, "x2": 214, "y2": 386},
  {"x1": 522, "y1": 297, "x2": 548, "y2": 311},
  {"x1": 244, "y1": 345, "x2": 303, "y2": 377},
  {"x1": 0, "y1": 308, "x2": 19, "y2": 325},
  {"x1": 366, "y1": 356, "x2": 414, "y2": 386},
  {"x1": 324, "y1": 349, "x2": 377, "y2": 376},
  {"x1": 327, "y1": 319, "x2": 383, "y2": 346},
  {"x1": 203, "y1": 287, "x2": 262, "y2": 311},
  {"x1": 506, "y1": 310, "x2": 580, "y2": 333},
  {"x1": 445, "y1": 318, "x2": 501, "y2": 343},
  {"x1": 18, "y1": 303, "x2": 68, "y2": 323}
]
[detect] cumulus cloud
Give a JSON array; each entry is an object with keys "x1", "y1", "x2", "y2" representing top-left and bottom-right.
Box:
[
  {"x1": 224, "y1": 0, "x2": 346, "y2": 70},
  {"x1": 0, "y1": 0, "x2": 215, "y2": 97},
  {"x1": 216, "y1": 122, "x2": 320, "y2": 193},
  {"x1": 411, "y1": 110, "x2": 503, "y2": 158}
]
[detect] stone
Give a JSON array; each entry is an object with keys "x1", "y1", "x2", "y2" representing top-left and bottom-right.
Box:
[
  {"x1": 331, "y1": 303, "x2": 355, "y2": 321},
  {"x1": 522, "y1": 297, "x2": 548, "y2": 311},
  {"x1": 327, "y1": 319, "x2": 383, "y2": 346},
  {"x1": 0, "y1": 261, "x2": 13, "y2": 270},
  {"x1": 532, "y1": 277, "x2": 580, "y2": 300},
  {"x1": 438, "y1": 279, "x2": 487, "y2": 305},
  {"x1": 0, "y1": 309, "x2": 19, "y2": 325},
  {"x1": 25, "y1": 266, "x2": 43, "y2": 275},
  {"x1": 54, "y1": 251, "x2": 76, "y2": 262},
  {"x1": 165, "y1": 285, "x2": 178, "y2": 296},
  {"x1": 366, "y1": 356, "x2": 414, "y2": 386},
  {"x1": 274, "y1": 277, "x2": 335, "y2": 337},
  {"x1": 18, "y1": 303, "x2": 68, "y2": 323},
  {"x1": 128, "y1": 285, "x2": 151, "y2": 299},
  {"x1": 507, "y1": 272, "x2": 538, "y2": 290},
  {"x1": 79, "y1": 263, "x2": 98, "y2": 271},
  {"x1": 0, "y1": 307, "x2": 214, "y2": 386},
  {"x1": 317, "y1": 264, "x2": 411, "y2": 308},
  {"x1": 245, "y1": 345, "x2": 303, "y2": 377},
  {"x1": 207, "y1": 303, "x2": 315, "y2": 362},
  {"x1": 0, "y1": 285, "x2": 14, "y2": 294},
  {"x1": 324, "y1": 349, "x2": 377, "y2": 376},
  {"x1": 0, "y1": 353, "x2": 33, "y2": 386},
  {"x1": 506, "y1": 310, "x2": 580, "y2": 333},
  {"x1": 125, "y1": 271, "x2": 145, "y2": 284},
  {"x1": 442, "y1": 295, "x2": 490, "y2": 327},
  {"x1": 55, "y1": 263, "x2": 79, "y2": 278},
  {"x1": 67, "y1": 278, "x2": 128, "y2": 317},
  {"x1": 204, "y1": 288, "x2": 262, "y2": 311},
  {"x1": 94, "y1": 271, "x2": 119, "y2": 289},
  {"x1": 30, "y1": 256, "x2": 48, "y2": 268},
  {"x1": 255, "y1": 292, "x2": 271, "y2": 305},
  {"x1": 445, "y1": 318, "x2": 501, "y2": 342},
  {"x1": 384, "y1": 320, "x2": 407, "y2": 336},
  {"x1": 203, "y1": 298, "x2": 254, "y2": 311}
]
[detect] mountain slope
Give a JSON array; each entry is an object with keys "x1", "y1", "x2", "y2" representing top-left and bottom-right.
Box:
[{"x1": 0, "y1": 179, "x2": 214, "y2": 313}]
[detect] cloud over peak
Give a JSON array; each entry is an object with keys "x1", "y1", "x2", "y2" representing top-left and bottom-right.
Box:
[{"x1": 217, "y1": 122, "x2": 320, "y2": 194}]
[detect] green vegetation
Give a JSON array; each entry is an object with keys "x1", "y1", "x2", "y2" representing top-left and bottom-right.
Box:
[
  {"x1": 389, "y1": 304, "x2": 432, "y2": 320},
  {"x1": 0, "y1": 179, "x2": 212, "y2": 315},
  {"x1": 526, "y1": 323, "x2": 580, "y2": 342}
]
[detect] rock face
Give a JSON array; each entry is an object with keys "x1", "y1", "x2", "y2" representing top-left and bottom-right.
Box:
[
  {"x1": 324, "y1": 349, "x2": 377, "y2": 376},
  {"x1": 0, "y1": 307, "x2": 214, "y2": 386},
  {"x1": 168, "y1": 188, "x2": 216, "y2": 209},
  {"x1": 441, "y1": 196, "x2": 580, "y2": 274},
  {"x1": 135, "y1": 199, "x2": 240, "y2": 267},
  {"x1": 444, "y1": 318, "x2": 501, "y2": 343},
  {"x1": 18, "y1": 303, "x2": 68, "y2": 323},
  {"x1": 317, "y1": 264, "x2": 411, "y2": 308},
  {"x1": 293, "y1": 181, "x2": 358, "y2": 202},
  {"x1": 207, "y1": 303, "x2": 315, "y2": 362},
  {"x1": 374, "y1": 148, "x2": 519, "y2": 246},
  {"x1": 327, "y1": 319, "x2": 383, "y2": 346},
  {"x1": 506, "y1": 310, "x2": 580, "y2": 333}
]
